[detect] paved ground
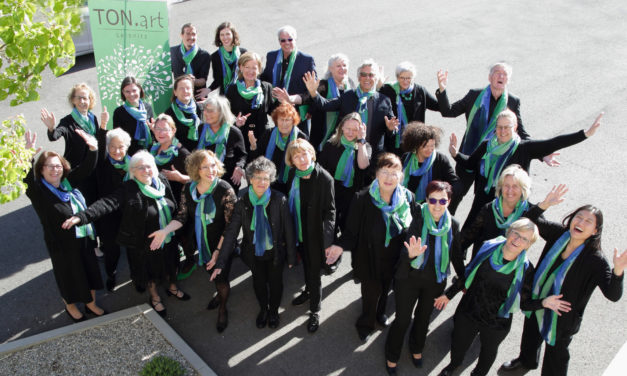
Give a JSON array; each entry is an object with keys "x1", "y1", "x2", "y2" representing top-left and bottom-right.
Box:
[{"x1": 1, "y1": 0, "x2": 626, "y2": 375}]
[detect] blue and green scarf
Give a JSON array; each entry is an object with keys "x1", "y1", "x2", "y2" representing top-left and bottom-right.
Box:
[
  {"x1": 135, "y1": 177, "x2": 173, "y2": 248},
  {"x1": 108, "y1": 154, "x2": 130, "y2": 181},
  {"x1": 402, "y1": 151, "x2": 436, "y2": 203},
  {"x1": 480, "y1": 134, "x2": 520, "y2": 194},
  {"x1": 218, "y1": 46, "x2": 241, "y2": 92},
  {"x1": 71, "y1": 108, "x2": 96, "y2": 136},
  {"x1": 123, "y1": 100, "x2": 151, "y2": 147},
  {"x1": 265, "y1": 126, "x2": 298, "y2": 183},
  {"x1": 319, "y1": 78, "x2": 348, "y2": 151},
  {"x1": 271, "y1": 49, "x2": 298, "y2": 90},
  {"x1": 288, "y1": 163, "x2": 315, "y2": 243},
  {"x1": 150, "y1": 137, "x2": 180, "y2": 166},
  {"x1": 181, "y1": 43, "x2": 198, "y2": 75},
  {"x1": 410, "y1": 203, "x2": 452, "y2": 283},
  {"x1": 334, "y1": 136, "x2": 357, "y2": 187},
  {"x1": 356, "y1": 86, "x2": 375, "y2": 125},
  {"x1": 236, "y1": 79, "x2": 264, "y2": 109},
  {"x1": 369, "y1": 180, "x2": 413, "y2": 247},
  {"x1": 197, "y1": 123, "x2": 230, "y2": 162},
  {"x1": 42, "y1": 178, "x2": 95, "y2": 239},
  {"x1": 249, "y1": 186, "x2": 273, "y2": 256},
  {"x1": 492, "y1": 196, "x2": 529, "y2": 230},
  {"x1": 392, "y1": 82, "x2": 414, "y2": 148},
  {"x1": 461, "y1": 85, "x2": 508, "y2": 155},
  {"x1": 191, "y1": 179, "x2": 218, "y2": 265},
  {"x1": 171, "y1": 99, "x2": 200, "y2": 141}
]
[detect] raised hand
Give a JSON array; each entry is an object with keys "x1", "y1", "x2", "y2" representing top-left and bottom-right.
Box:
[
  {"x1": 358, "y1": 122, "x2": 367, "y2": 140},
  {"x1": 585, "y1": 112, "x2": 603, "y2": 138},
  {"x1": 272, "y1": 87, "x2": 291, "y2": 104},
  {"x1": 100, "y1": 105, "x2": 109, "y2": 127},
  {"x1": 235, "y1": 112, "x2": 251, "y2": 127},
  {"x1": 539, "y1": 184, "x2": 568, "y2": 210},
  {"x1": 542, "y1": 152, "x2": 561, "y2": 167},
  {"x1": 404, "y1": 236, "x2": 427, "y2": 258},
  {"x1": 302, "y1": 71, "x2": 320, "y2": 97},
  {"x1": 384, "y1": 115, "x2": 399, "y2": 132},
  {"x1": 449, "y1": 133, "x2": 458, "y2": 157},
  {"x1": 437, "y1": 69, "x2": 449, "y2": 92},
  {"x1": 75, "y1": 129, "x2": 98, "y2": 151},
  {"x1": 542, "y1": 294, "x2": 571, "y2": 316},
  {"x1": 613, "y1": 248, "x2": 627, "y2": 276},
  {"x1": 40, "y1": 108, "x2": 56, "y2": 131}
]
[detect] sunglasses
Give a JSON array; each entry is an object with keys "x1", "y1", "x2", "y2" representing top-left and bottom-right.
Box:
[
  {"x1": 428, "y1": 198, "x2": 448, "y2": 205},
  {"x1": 359, "y1": 72, "x2": 376, "y2": 78},
  {"x1": 280, "y1": 38, "x2": 294, "y2": 43}
]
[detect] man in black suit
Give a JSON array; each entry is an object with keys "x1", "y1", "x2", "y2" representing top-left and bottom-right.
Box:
[
  {"x1": 304, "y1": 59, "x2": 398, "y2": 158},
  {"x1": 170, "y1": 23, "x2": 211, "y2": 92}
]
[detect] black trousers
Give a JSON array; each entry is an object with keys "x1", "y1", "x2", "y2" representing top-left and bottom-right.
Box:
[
  {"x1": 252, "y1": 257, "x2": 284, "y2": 313},
  {"x1": 518, "y1": 315, "x2": 573, "y2": 376},
  {"x1": 449, "y1": 310, "x2": 510, "y2": 376},
  {"x1": 450, "y1": 164, "x2": 475, "y2": 214},
  {"x1": 356, "y1": 275, "x2": 394, "y2": 331},
  {"x1": 385, "y1": 270, "x2": 445, "y2": 362},
  {"x1": 298, "y1": 244, "x2": 322, "y2": 313}
]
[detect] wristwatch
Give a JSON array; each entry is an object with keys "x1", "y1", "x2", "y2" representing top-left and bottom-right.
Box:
[{"x1": 357, "y1": 138, "x2": 366, "y2": 144}]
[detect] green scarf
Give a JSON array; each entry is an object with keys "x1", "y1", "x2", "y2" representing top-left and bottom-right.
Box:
[
  {"x1": 248, "y1": 186, "x2": 273, "y2": 256},
  {"x1": 480, "y1": 134, "x2": 520, "y2": 194},
  {"x1": 71, "y1": 108, "x2": 96, "y2": 135},
  {"x1": 334, "y1": 136, "x2": 357, "y2": 187},
  {"x1": 492, "y1": 196, "x2": 529, "y2": 230},
  {"x1": 369, "y1": 180, "x2": 413, "y2": 246},
  {"x1": 191, "y1": 179, "x2": 218, "y2": 265},
  {"x1": 218, "y1": 46, "x2": 241, "y2": 91},
  {"x1": 198, "y1": 123, "x2": 230, "y2": 162},
  {"x1": 462, "y1": 85, "x2": 508, "y2": 155},
  {"x1": 410, "y1": 203, "x2": 452, "y2": 283},
  {"x1": 150, "y1": 137, "x2": 180, "y2": 166},
  {"x1": 134, "y1": 177, "x2": 173, "y2": 248},
  {"x1": 288, "y1": 163, "x2": 315, "y2": 243},
  {"x1": 181, "y1": 43, "x2": 198, "y2": 74},
  {"x1": 171, "y1": 100, "x2": 200, "y2": 141}
]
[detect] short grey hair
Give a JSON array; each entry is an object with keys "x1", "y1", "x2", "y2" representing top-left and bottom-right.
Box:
[
  {"x1": 105, "y1": 128, "x2": 131, "y2": 155},
  {"x1": 324, "y1": 53, "x2": 350, "y2": 79},
  {"x1": 357, "y1": 59, "x2": 379, "y2": 80},
  {"x1": 506, "y1": 218, "x2": 539, "y2": 245},
  {"x1": 128, "y1": 150, "x2": 159, "y2": 180},
  {"x1": 277, "y1": 25, "x2": 297, "y2": 40},
  {"x1": 489, "y1": 61, "x2": 513, "y2": 79},
  {"x1": 395, "y1": 61, "x2": 416, "y2": 79},
  {"x1": 245, "y1": 156, "x2": 277, "y2": 183},
  {"x1": 496, "y1": 109, "x2": 518, "y2": 128},
  {"x1": 203, "y1": 95, "x2": 235, "y2": 125},
  {"x1": 496, "y1": 164, "x2": 531, "y2": 201}
]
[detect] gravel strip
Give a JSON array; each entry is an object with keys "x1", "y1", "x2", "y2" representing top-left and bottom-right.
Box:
[{"x1": 0, "y1": 315, "x2": 198, "y2": 376}]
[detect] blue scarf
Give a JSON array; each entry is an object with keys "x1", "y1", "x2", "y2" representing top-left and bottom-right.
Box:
[
  {"x1": 355, "y1": 87, "x2": 375, "y2": 124},
  {"x1": 369, "y1": 180, "x2": 413, "y2": 247},
  {"x1": 42, "y1": 178, "x2": 95, "y2": 239},
  {"x1": 265, "y1": 126, "x2": 297, "y2": 184},
  {"x1": 107, "y1": 155, "x2": 130, "y2": 181},
  {"x1": 392, "y1": 82, "x2": 413, "y2": 148},
  {"x1": 197, "y1": 123, "x2": 230, "y2": 162},
  {"x1": 191, "y1": 180, "x2": 218, "y2": 265},
  {"x1": 480, "y1": 134, "x2": 520, "y2": 194},
  {"x1": 171, "y1": 99, "x2": 200, "y2": 141},
  {"x1": 248, "y1": 186, "x2": 273, "y2": 256},
  {"x1": 402, "y1": 151, "x2": 436, "y2": 203},
  {"x1": 123, "y1": 100, "x2": 151, "y2": 147},
  {"x1": 461, "y1": 85, "x2": 509, "y2": 155},
  {"x1": 288, "y1": 163, "x2": 315, "y2": 243},
  {"x1": 410, "y1": 203, "x2": 452, "y2": 283},
  {"x1": 319, "y1": 78, "x2": 347, "y2": 151},
  {"x1": 150, "y1": 138, "x2": 180, "y2": 166}
]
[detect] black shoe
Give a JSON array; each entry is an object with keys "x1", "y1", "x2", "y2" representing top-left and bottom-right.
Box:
[
  {"x1": 307, "y1": 313, "x2": 319, "y2": 333},
  {"x1": 85, "y1": 305, "x2": 108, "y2": 317},
  {"x1": 501, "y1": 358, "x2": 526, "y2": 371},
  {"x1": 256, "y1": 309, "x2": 268, "y2": 328},
  {"x1": 106, "y1": 276, "x2": 116, "y2": 291},
  {"x1": 268, "y1": 311, "x2": 280, "y2": 329},
  {"x1": 385, "y1": 362, "x2": 397, "y2": 376},
  {"x1": 216, "y1": 310, "x2": 228, "y2": 333},
  {"x1": 65, "y1": 309, "x2": 86, "y2": 323},
  {"x1": 410, "y1": 354, "x2": 423, "y2": 368},
  {"x1": 437, "y1": 365, "x2": 456, "y2": 376},
  {"x1": 356, "y1": 327, "x2": 373, "y2": 342},
  {"x1": 206, "y1": 295, "x2": 220, "y2": 310},
  {"x1": 150, "y1": 299, "x2": 167, "y2": 318},
  {"x1": 377, "y1": 313, "x2": 390, "y2": 327},
  {"x1": 291, "y1": 291, "x2": 310, "y2": 306},
  {"x1": 166, "y1": 288, "x2": 191, "y2": 301}
]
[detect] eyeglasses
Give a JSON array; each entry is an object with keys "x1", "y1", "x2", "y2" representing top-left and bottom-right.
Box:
[
  {"x1": 73, "y1": 96, "x2": 89, "y2": 101},
  {"x1": 280, "y1": 38, "x2": 293, "y2": 43},
  {"x1": 496, "y1": 125, "x2": 514, "y2": 131},
  {"x1": 378, "y1": 170, "x2": 399, "y2": 178},
  {"x1": 251, "y1": 175, "x2": 271, "y2": 183},
  {"x1": 428, "y1": 198, "x2": 448, "y2": 205},
  {"x1": 153, "y1": 127, "x2": 172, "y2": 133},
  {"x1": 359, "y1": 72, "x2": 376, "y2": 78},
  {"x1": 44, "y1": 164, "x2": 64, "y2": 170},
  {"x1": 510, "y1": 230, "x2": 531, "y2": 244},
  {"x1": 398, "y1": 76, "x2": 413, "y2": 81}
]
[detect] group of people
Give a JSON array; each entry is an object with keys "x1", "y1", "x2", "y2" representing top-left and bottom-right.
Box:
[{"x1": 24, "y1": 21, "x2": 626, "y2": 376}]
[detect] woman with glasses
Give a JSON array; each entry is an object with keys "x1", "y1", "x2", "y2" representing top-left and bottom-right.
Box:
[
  {"x1": 24, "y1": 129, "x2": 105, "y2": 322},
  {"x1": 379, "y1": 62, "x2": 439, "y2": 156},
  {"x1": 112, "y1": 76, "x2": 155, "y2": 156},
  {"x1": 384, "y1": 181, "x2": 463, "y2": 375},
  {"x1": 500, "y1": 186, "x2": 626, "y2": 376},
  {"x1": 63, "y1": 151, "x2": 191, "y2": 318},
  {"x1": 211, "y1": 157, "x2": 296, "y2": 329},
  {"x1": 326, "y1": 153, "x2": 417, "y2": 342},
  {"x1": 150, "y1": 150, "x2": 237, "y2": 332}
]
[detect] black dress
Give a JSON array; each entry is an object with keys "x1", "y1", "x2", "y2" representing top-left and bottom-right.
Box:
[
  {"x1": 112, "y1": 102, "x2": 155, "y2": 156},
  {"x1": 25, "y1": 149, "x2": 103, "y2": 304}
]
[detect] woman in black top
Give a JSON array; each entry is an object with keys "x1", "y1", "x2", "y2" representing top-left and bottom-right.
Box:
[
  {"x1": 196, "y1": 95, "x2": 247, "y2": 192},
  {"x1": 500, "y1": 187, "x2": 626, "y2": 376},
  {"x1": 25, "y1": 129, "x2": 105, "y2": 322},
  {"x1": 112, "y1": 76, "x2": 155, "y2": 156},
  {"x1": 64, "y1": 151, "x2": 191, "y2": 318},
  {"x1": 226, "y1": 52, "x2": 275, "y2": 153},
  {"x1": 400, "y1": 122, "x2": 460, "y2": 212},
  {"x1": 326, "y1": 153, "x2": 418, "y2": 341},
  {"x1": 94, "y1": 126, "x2": 132, "y2": 291},
  {"x1": 42, "y1": 83, "x2": 109, "y2": 203},
  {"x1": 285, "y1": 139, "x2": 335, "y2": 333},
  {"x1": 211, "y1": 157, "x2": 296, "y2": 329},
  {"x1": 164, "y1": 74, "x2": 203, "y2": 151},
  {"x1": 436, "y1": 218, "x2": 551, "y2": 376},
  {"x1": 318, "y1": 112, "x2": 371, "y2": 240},
  {"x1": 384, "y1": 181, "x2": 464, "y2": 374},
  {"x1": 207, "y1": 22, "x2": 248, "y2": 96},
  {"x1": 379, "y1": 61, "x2": 439, "y2": 156},
  {"x1": 249, "y1": 103, "x2": 308, "y2": 195},
  {"x1": 450, "y1": 110, "x2": 602, "y2": 229},
  {"x1": 150, "y1": 150, "x2": 237, "y2": 332}
]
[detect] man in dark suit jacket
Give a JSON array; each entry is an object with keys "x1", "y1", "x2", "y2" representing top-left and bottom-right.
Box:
[
  {"x1": 170, "y1": 23, "x2": 211, "y2": 90},
  {"x1": 304, "y1": 59, "x2": 397, "y2": 158},
  {"x1": 435, "y1": 62, "x2": 535, "y2": 211}
]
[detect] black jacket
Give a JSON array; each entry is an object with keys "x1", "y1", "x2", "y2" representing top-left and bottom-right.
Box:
[
  {"x1": 112, "y1": 102, "x2": 155, "y2": 156},
  {"x1": 170, "y1": 44, "x2": 211, "y2": 81},
  {"x1": 208, "y1": 47, "x2": 248, "y2": 94}
]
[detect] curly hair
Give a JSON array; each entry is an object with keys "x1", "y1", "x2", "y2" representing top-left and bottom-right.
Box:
[
  {"x1": 185, "y1": 149, "x2": 225, "y2": 181},
  {"x1": 401, "y1": 122, "x2": 442, "y2": 153}
]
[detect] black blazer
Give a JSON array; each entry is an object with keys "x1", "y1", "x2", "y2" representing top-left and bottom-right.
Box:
[
  {"x1": 260, "y1": 49, "x2": 315, "y2": 96},
  {"x1": 218, "y1": 189, "x2": 297, "y2": 270},
  {"x1": 311, "y1": 89, "x2": 394, "y2": 156},
  {"x1": 208, "y1": 47, "x2": 248, "y2": 94},
  {"x1": 170, "y1": 44, "x2": 211, "y2": 81}
]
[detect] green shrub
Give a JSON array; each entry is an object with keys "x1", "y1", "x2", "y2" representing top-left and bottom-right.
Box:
[{"x1": 139, "y1": 355, "x2": 186, "y2": 376}]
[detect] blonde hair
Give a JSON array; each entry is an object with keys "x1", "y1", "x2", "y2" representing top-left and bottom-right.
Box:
[
  {"x1": 185, "y1": 150, "x2": 225, "y2": 181},
  {"x1": 68, "y1": 83, "x2": 96, "y2": 110},
  {"x1": 285, "y1": 139, "x2": 316, "y2": 168}
]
